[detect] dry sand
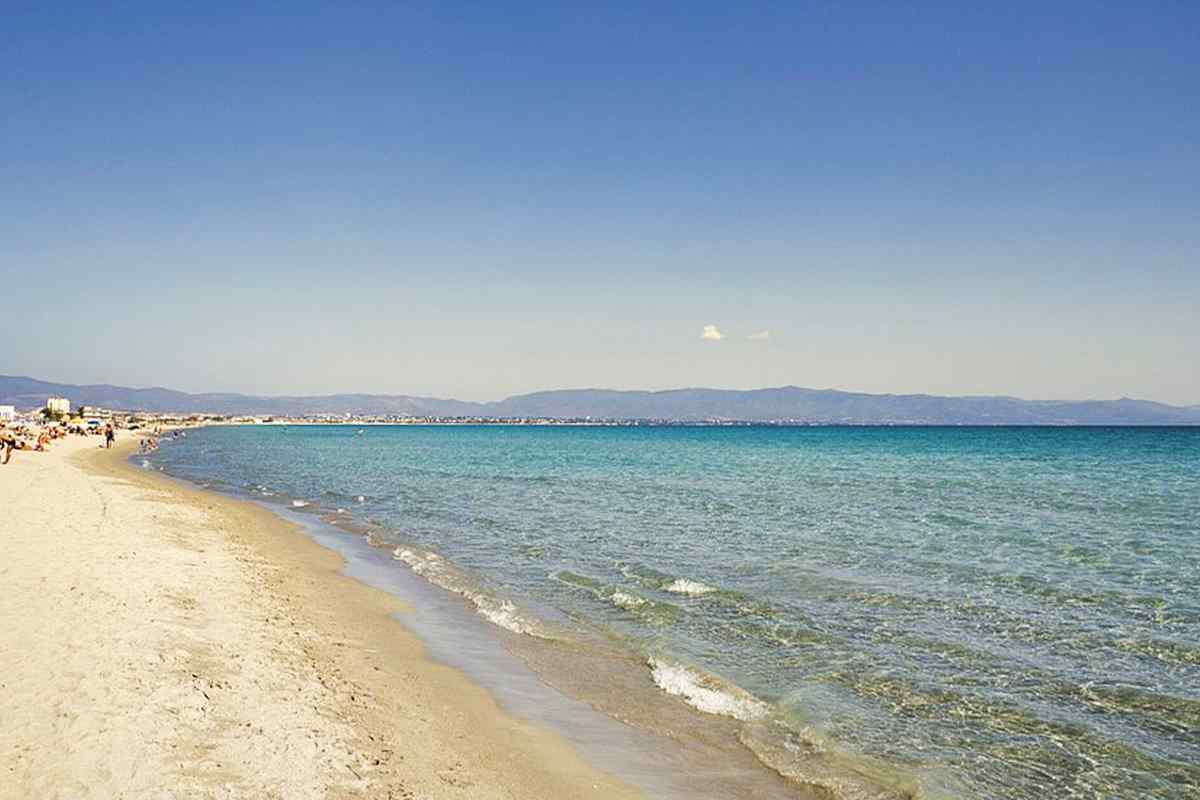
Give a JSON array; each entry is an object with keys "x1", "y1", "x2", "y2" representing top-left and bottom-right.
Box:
[{"x1": 0, "y1": 434, "x2": 640, "y2": 799}]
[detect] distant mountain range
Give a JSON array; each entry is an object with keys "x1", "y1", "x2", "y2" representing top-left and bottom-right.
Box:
[{"x1": 3, "y1": 374, "x2": 1199, "y2": 425}]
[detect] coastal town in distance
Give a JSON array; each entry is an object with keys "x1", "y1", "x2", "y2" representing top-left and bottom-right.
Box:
[
  {"x1": 6, "y1": 394, "x2": 794, "y2": 432},
  {"x1": 7, "y1": 395, "x2": 1200, "y2": 438}
]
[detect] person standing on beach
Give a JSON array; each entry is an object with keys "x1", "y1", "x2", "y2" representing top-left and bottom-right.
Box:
[
  {"x1": 104, "y1": 423, "x2": 115, "y2": 449},
  {"x1": 1, "y1": 424, "x2": 15, "y2": 464}
]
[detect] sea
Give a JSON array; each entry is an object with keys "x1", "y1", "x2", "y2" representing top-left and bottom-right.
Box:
[{"x1": 143, "y1": 424, "x2": 1200, "y2": 799}]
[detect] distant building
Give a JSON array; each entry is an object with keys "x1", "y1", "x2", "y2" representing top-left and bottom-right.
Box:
[
  {"x1": 0, "y1": 405, "x2": 14, "y2": 422},
  {"x1": 47, "y1": 397, "x2": 71, "y2": 415}
]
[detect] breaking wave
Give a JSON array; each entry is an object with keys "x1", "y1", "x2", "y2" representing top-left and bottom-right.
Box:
[
  {"x1": 392, "y1": 547, "x2": 544, "y2": 637},
  {"x1": 619, "y1": 562, "x2": 726, "y2": 599},
  {"x1": 663, "y1": 578, "x2": 716, "y2": 596},
  {"x1": 648, "y1": 657, "x2": 769, "y2": 721},
  {"x1": 553, "y1": 571, "x2": 684, "y2": 625}
]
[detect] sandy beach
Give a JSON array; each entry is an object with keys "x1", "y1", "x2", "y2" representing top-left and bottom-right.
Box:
[{"x1": 0, "y1": 434, "x2": 639, "y2": 800}]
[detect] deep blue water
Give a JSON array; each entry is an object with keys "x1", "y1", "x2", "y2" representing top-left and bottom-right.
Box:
[{"x1": 147, "y1": 425, "x2": 1200, "y2": 799}]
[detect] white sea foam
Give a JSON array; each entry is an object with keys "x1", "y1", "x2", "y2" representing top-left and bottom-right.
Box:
[
  {"x1": 610, "y1": 591, "x2": 649, "y2": 610},
  {"x1": 648, "y1": 657, "x2": 768, "y2": 721},
  {"x1": 470, "y1": 597, "x2": 534, "y2": 635},
  {"x1": 663, "y1": 578, "x2": 716, "y2": 597},
  {"x1": 392, "y1": 547, "x2": 542, "y2": 636},
  {"x1": 392, "y1": 547, "x2": 442, "y2": 576}
]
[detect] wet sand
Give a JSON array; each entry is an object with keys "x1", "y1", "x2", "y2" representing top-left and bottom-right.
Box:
[{"x1": 0, "y1": 434, "x2": 639, "y2": 799}]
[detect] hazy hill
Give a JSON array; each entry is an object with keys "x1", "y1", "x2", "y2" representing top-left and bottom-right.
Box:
[
  {"x1": 0, "y1": 376, "x2": 480, "y2": 418},
  {"x1": 484, "y1": 387, "x2": 1200, "y2": 425},
  {"x1": 3, "y1": 375, "x2": 1199, "y2": 425}
]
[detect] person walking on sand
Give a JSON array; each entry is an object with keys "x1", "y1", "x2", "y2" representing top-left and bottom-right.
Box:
[
  {"x1": 1, "y1": 424, "x2": 16, "y2": 464},
  {"x1": 104, "y1": 423, "x2": 115, "y2": 449}
]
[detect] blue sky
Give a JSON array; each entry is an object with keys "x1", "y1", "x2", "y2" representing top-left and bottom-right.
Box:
[{"x1": 2, "y1": 2, "x2": 1197, "y2": 403}]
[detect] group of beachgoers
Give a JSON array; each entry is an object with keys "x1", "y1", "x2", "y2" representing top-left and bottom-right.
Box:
[
  {"x1": 138, "y1": 427, "x2": 189, "y2": 452},
  {"x1": 1, "y1": 420, "x2": 116, "y2": 465}
]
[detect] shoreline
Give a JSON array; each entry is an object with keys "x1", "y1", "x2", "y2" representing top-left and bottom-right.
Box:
[
  {"x1": 149, "y1": 422, "x2": 1200, "y2": 800},
  {"x1": 138, "y1": 425, "x2": 905, "y2": 800},
  {"x1": 135, "y1": 429, "x2": 830, "y2": 799},
  {"x1": 1, "y1": 434, "x2": 640, "y2": 798}
]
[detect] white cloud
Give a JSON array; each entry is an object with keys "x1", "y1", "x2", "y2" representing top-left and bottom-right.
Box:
[
  {"x1": 748, "y1": 331, "x2": 770, "y2": 341},
  {"x1": 701, "y1": 324, "x2": 725, "y2": 341}
]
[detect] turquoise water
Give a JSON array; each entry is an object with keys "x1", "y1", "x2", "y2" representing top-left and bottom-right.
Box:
[{"x1": 148, "y1": 425, "x2": 1200, "y2": 799}]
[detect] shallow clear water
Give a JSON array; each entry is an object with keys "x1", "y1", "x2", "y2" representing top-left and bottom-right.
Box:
[{"x1": 149, "y1": 425, "x2": 1200, "y2": 799}]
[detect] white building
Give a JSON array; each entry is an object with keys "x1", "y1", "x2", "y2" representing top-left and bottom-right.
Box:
[
  {"x1": 0, "y1": 405, "x2": 14, "y2": 422},
  {"x1": 47, "y1": 396, "x2": 71, "y2": 415}
]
